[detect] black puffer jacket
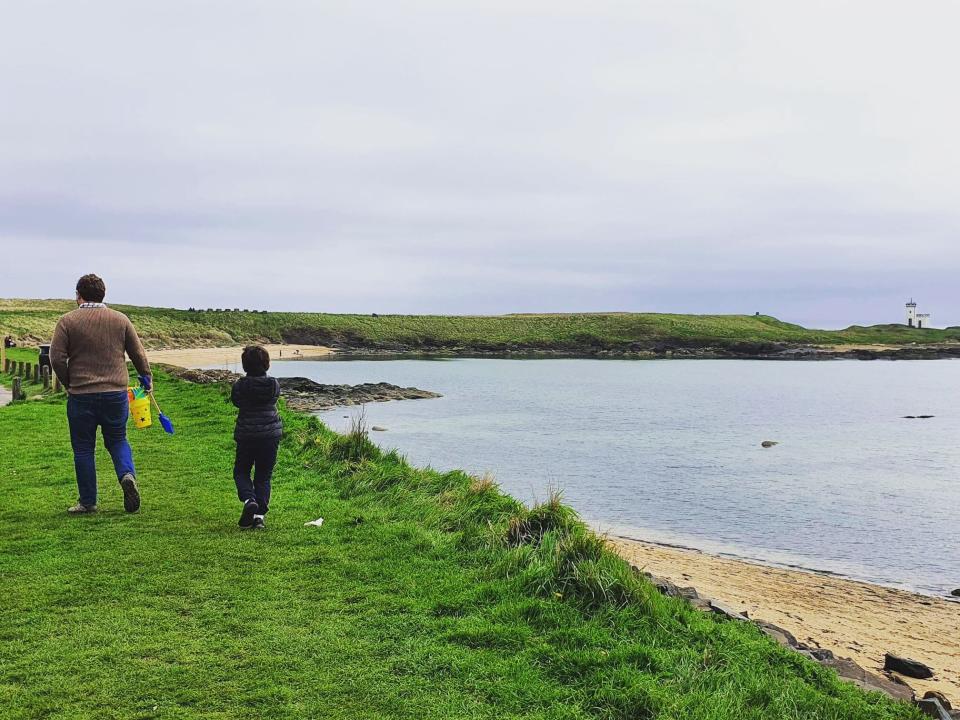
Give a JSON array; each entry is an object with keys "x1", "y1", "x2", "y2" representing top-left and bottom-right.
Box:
[{"x1": 231, "y1": 374, "x2": 283, "y2": 441}]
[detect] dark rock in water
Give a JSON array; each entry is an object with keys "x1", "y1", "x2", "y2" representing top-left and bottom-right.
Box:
[
  {"x1": 822, "y1": 657, "x2": 915, "y2": 702},
  {"x1": 917, "y1": 415, "x2": 935, "y2": 419},
  {"x1": 760, "y1": 440, "x2": 779, "y2": 448},
  {"x1": 165, "y1": 366, "x2": 441, "y2": 412},
  {"x1": 371, "y1": 426, "x2": 387, "y2": 432},
  {"x1": 951, "y1": 589, "x2": 960, "y2": 597},
  {"x1": 915, "y1": 696, "x2": 953, "y2": 720},
  {"x1": 884, "y1": 653, "x2": 934, "y2": 679},
  {"x1": 903, "y1": 416, "x2": 917, "y2": 419},
  {"x1": 277, "y1": 377, "x2": 441, "y2": 412}
]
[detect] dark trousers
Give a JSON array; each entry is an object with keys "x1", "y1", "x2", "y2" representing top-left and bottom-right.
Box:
[
  {"x1": 234, "y1": 437, "x2": 279, "y2": 514},
  {"x1": 67, "y1": 391, "x2": 136, "y2": 506}
]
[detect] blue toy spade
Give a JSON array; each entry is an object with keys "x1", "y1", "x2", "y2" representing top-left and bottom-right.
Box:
[{"x1": 149, "y1": 392, "x2": 175, "y2": 435}]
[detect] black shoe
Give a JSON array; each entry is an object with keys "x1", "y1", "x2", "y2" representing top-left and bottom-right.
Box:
[
  {"x1": 251, "y1": 516, "x2": 266, "y2": 530},
  {"x1": 119, "y1": 473, "x2": 140, "y2": 513},
  {"x1": 239, "y1": 500, "x2": 259, "y2": 528}
]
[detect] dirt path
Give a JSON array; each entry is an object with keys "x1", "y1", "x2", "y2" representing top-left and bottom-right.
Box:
[
  {"x1": 0, "y1": 385, "x2": 11, "y2": 406},
  {"x1": 611, "y1": 537, "x2": 960, "y2": 704},
  {"x1": 147, "y1": 344, "x2": 333, "y2": 369}
]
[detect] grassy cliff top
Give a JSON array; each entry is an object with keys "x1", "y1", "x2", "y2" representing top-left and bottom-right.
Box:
[
  {"x1": 0, "y1": 359, "x2": 921, "y2": 718},
  {"x1": 2, "y1": 298, "x2": 957, "y2": 351}
]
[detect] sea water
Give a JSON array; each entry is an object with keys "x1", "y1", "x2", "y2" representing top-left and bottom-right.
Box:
[{"x1": 265, "y1": 358, "x2": 960, "y2": 596}]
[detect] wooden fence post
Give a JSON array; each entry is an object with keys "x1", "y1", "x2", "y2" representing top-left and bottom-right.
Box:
[
  {"x1": 42, "y1": 365, "x2": 51, "y2": 389},
  {"x1": 12, "y1": 377, "x2": 23, "y2": 401},
  {"x1": 17, "y1": 361, "x2": 23, "y2": 377},
  {"x1": 54, "y1": 375, "x2": 62, "y2": 393}
]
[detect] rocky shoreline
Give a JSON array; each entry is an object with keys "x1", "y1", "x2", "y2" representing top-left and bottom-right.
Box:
[
  {"x1": 612, "y1": 537, "x2": 960, "y2": 715},
  {"x1": 162, "y1": 366, "x2": 441, "y2": 411}
]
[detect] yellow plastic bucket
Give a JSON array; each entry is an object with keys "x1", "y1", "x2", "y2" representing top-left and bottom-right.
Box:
[{"x1": 129, "y1": 390, "x2": 152, "y2": 429}]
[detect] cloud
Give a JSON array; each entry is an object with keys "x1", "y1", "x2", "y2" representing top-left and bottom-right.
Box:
[{"x1": 1, "y1": 0, "x2": 958, "y2": 326}]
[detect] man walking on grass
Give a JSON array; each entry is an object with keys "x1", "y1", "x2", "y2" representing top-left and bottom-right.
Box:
[{"x1": 50, "y1": 274, "x2": 152, "y2": 514}]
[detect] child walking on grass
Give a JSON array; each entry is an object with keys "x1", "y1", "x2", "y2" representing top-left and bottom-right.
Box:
[{"x1": 231, "y1": 345, "x2": 282, "y2": 529}]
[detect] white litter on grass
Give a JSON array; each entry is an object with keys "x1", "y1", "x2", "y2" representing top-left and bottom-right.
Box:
[{"x1": 304, "y1": 517, "x2": 324, "y2": 527}]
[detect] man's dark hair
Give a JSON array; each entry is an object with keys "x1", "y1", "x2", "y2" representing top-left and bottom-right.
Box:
[
  {"x1": 76, "y1": 274, "x2": 106, "y2": 303},
  {"x1": 241, "y1": 345, "x2": 271, "y2": 375}
]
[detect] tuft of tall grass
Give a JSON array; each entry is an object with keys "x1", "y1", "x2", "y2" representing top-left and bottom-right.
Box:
[
  {"x1": 506, "y1": 490, "x2": 578, "y2": 548},
  {"x1": 328, "y1": 408, "x2": 380, "y2": 464}
]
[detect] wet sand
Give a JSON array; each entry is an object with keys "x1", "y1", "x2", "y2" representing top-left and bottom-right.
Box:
[
  {"x1": 611, "y1": 536, "x2": 960, "y2": 703},
  {"x1": 147, "y1": 344, "x2": 333, "y2": 368}
]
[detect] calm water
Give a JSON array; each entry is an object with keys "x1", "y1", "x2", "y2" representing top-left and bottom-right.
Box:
[{"x1": 266, "y1": 358, "x2": 960, "y2": 595}]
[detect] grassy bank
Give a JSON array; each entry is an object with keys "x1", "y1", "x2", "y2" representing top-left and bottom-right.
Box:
[
  {"x1": 2, "y1": 298, "x2": 958, "y2": 352},
  {"x1": 0, "y1": 362, "x2": 920, "y2": 718}
]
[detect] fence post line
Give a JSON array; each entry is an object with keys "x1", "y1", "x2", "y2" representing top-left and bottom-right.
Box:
[
  {"x1": 12, "y1": 377, "x2": 22, "y2": 401},
  {"x1": 42, "y1": 365, "x2": 50, "y2": 389}
]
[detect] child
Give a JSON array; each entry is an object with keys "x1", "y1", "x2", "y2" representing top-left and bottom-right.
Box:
[{"x1": 231, "y1": 345, "x2": 282, "y2": 529}]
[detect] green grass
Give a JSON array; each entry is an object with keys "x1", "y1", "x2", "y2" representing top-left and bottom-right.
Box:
[
  {"x1": 2, "y1": 298, "x2": 958, "y2": 352},
  {"x1": 0, "y1": 369, "x2": 921, "y2": 718}
]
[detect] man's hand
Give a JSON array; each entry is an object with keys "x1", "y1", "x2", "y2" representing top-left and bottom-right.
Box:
[{"x1": 138, "y1": 375, "x2": 152, "y2": 391}]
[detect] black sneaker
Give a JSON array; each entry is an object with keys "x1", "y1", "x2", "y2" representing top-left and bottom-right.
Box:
[
  {"x1": 239, "y1": 500, "x2": 259, "y2": 528},
  {"x1": 119, "y1": 473, "x2": 141, "y2": 513},
  {"x1": 251, "y1": 516, "x2": 266, "y2": 530}
]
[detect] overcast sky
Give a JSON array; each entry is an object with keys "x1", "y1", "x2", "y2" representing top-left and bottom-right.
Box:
[{"x1": 2, "y1": 1, "x2": 958, "y2": 327}]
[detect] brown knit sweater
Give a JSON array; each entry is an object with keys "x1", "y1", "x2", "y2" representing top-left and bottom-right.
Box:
[{"x1": 50, "y1": 306, "x2": 151, "y2": 394}]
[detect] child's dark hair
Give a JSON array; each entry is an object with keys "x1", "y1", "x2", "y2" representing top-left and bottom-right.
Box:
[{"x1": 241, "y1": 345, "x2": 270, "y2": 375}]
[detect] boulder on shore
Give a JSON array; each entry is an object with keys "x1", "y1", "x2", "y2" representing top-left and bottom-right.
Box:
[
  {"x1": 884, "y1": 653, "x2": 934, "y2": 679},
  {"x1": 951, "y1": 589, "x2": 960, "y2": 598},
  {"x1": 822, "y1": 657, "x2": 916, "y2": 703}
]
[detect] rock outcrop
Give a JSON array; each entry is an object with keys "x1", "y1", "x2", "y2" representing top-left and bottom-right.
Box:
[
  {"x1": 278, "y1": 377, "x2": 440, "y2": 412},
  {"x1": 162, "y1": 366, "x2": 441, "y2": 411}
]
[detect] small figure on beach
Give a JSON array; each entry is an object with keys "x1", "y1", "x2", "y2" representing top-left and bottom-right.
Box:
[{"x1": 231, "y1": 345, "x2": 283, "y2": 530}]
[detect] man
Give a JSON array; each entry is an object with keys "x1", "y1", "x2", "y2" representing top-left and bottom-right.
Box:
[{"x1": 50, "y1": 274, "x2": 152, "y2": 514}]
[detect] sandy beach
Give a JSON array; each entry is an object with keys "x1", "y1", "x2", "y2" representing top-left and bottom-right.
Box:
[
  {"x1": 611, "y1": 536, "x2": 960, "y2": 704},
  {"x1": 147, "y1": 344, "x2": 333, "y2": 368}
]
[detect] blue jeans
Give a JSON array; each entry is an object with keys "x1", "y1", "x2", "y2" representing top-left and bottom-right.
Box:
[{"x1": 67, "y1": 392, "x2": 136, "y2": 506}]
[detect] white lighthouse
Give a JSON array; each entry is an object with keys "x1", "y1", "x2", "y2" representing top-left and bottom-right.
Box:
[{"x1": 905, "y1": 299, "x2": 932, "y2": 329}]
